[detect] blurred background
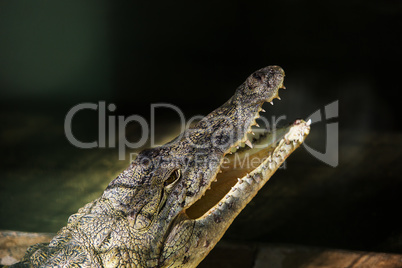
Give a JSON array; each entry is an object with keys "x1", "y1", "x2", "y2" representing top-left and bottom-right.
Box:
[{"x1": 0, "y1": 0, "x2": 401, "y2": 262}]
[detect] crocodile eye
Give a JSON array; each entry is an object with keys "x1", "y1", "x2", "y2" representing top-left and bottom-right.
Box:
[{"x1": 164, "y1": 169, "x2": 181, "y2": 186}]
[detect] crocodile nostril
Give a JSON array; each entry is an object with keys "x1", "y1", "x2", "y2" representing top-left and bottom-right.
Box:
[{"x1": 252, "y1": 71, "x2": 265, "y2": 81}]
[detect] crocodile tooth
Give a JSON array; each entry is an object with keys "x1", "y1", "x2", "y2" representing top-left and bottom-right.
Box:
[
  {"x1": 277, "y1": 96, "x2": 281, "y2": 100},
  {"x1": 237, "y1": 178, "x2": 242, "y2": 184},
  {"x1": 261, "y1": 108, "x2": 266, "y2": 112},
  {"x1": 255, "y1": 123, "x2": 260, "y2": 127},
  {"x1": 254, "y1": 174, "x2": 261, "y2": 183},
  {"x1": 245, "y1": 177, "x2": 253, "y2": 184},
  {"x1": 270, "y1": 101, "x2": 274, "y2": 105},
  {"x1": 245, "y1": 139, "x2": 253, "y2": 148},
  {"x1": 306, "y1": 119, "x2": 312, "y2": 125},
  {"x1": 269, "y1": 162, "x2": 274, "y2": 170}
]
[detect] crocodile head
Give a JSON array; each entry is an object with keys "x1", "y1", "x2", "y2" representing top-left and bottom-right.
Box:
[
  {"x1": 18, "y1": 66, "x2": 310, "y2": 268},
  {"x1": 100, "y1": 66, "x2": 310, "y2": 267}
]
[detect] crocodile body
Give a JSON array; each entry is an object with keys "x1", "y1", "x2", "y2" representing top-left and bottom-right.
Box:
[{"x1": 12, "y1": 66, "x2": 310, "y2": 267}]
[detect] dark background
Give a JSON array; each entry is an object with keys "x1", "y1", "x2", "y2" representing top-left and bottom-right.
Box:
[
  {"x1": 0, "y1": 0, "x2": 400, "y2": 124},
  {"x1": 1, "y1": 0, "x2": 401, "y2": 256}
]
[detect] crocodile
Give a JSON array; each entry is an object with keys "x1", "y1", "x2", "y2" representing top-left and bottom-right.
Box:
[{"x1": 11, "y1": 65, "x2": 310, "y2": 267}]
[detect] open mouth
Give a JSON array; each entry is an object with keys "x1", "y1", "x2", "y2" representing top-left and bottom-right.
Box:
[{"x1": 185, "y1": 114, "x2": 311, "y2": 220}]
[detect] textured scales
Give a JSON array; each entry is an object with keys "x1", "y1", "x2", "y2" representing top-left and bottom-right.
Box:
[{"x1": 12, "y1": 66, "x2": 310, "y2": 267}]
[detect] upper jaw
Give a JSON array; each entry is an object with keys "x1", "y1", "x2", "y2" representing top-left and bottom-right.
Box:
[
  {"x1": 172, "y1": 66, "x2": 289, "y2": 214},
  {"x1": 179, "y1": 73, "x2": 293, "y2": 217}
]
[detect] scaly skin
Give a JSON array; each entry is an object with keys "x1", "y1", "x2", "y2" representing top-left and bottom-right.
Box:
[{"x1": 12, "y1": 66, "x2": 310, "y2": 267}]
